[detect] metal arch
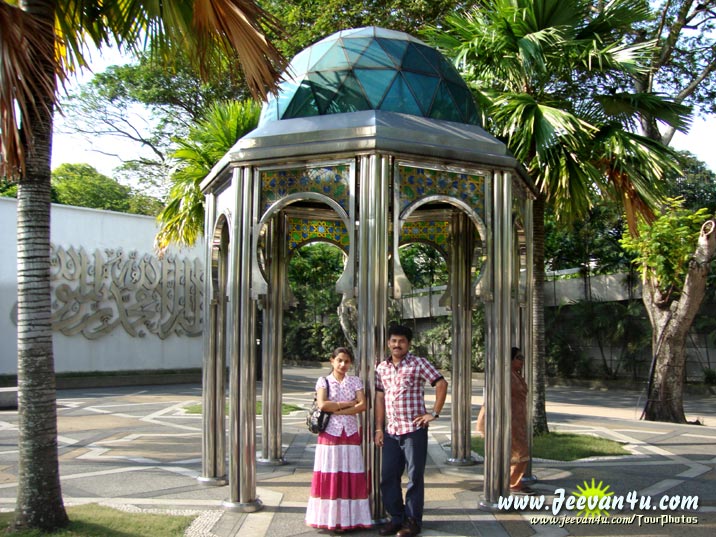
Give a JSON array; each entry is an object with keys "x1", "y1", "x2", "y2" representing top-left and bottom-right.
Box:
[
  {"x1": 210, "y1": 213, "x2": 232, "y2": 295},
  {"x1": 284, "y1": 236, "x2": 348, "y2": 259},
  {"x1": 257, "y1": 192, "x2": 350, "y2": 227},
  {"x1": 200, "y1": 209, "x2": 230, "y2": 486},
  {"x1": 399, "y1": 195, "x2": 487, "y2": 248},
  {"x1": 396, "y1": 194, "x2": 487, "y2": 466},
  {"x1": 251, "y1": 192, "x2": 354, "y2": 298},
  {"x1": 397, "y1": 195, "x2": 488, "y2": 293},
  {"x1": 396, "y1": 237, "x2": 449, "y2": 263}
]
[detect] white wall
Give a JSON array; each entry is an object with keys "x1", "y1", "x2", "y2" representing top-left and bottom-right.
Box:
[{"x1": 1, "y1": 198, "x2": 204, "y2": 375}]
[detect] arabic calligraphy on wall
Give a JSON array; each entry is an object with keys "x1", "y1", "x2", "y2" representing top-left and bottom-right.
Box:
[{"x1": 45, "y1": 245, "x2": 204, "y2": 340}]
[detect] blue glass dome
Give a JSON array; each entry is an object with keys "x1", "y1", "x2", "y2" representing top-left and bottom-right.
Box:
[{"x1": 259, "y1": 27, "x2": 481, "y2": 127}]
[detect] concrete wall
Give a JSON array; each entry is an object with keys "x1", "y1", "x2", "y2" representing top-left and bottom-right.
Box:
[
  {"x1": 399, "y1": 273, "x2": 714, "y2": 381},
  {"x1": 1, "y1": 198, "x2": 204, "y2": 376},
  {"x1": 399, "y1": 274, "x2": 640, "y2": 319}
]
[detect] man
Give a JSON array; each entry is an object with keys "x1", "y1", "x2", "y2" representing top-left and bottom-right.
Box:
[{"x1": 374, "y1": 324, "x2": 448, "y2": 537}]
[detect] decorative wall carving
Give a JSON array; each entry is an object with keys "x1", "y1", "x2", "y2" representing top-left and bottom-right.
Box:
[{"x1": 48, "y1": 245, "x2": 203, "y2": 340}]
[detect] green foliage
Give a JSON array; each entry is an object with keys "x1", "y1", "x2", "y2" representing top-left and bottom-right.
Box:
[
  {"x1": 471, "y1": 432, "x2": 629, "y2": 460},
  {"x1": 426, "y1": 0, "x2": 686, "y2": 226},
  {"x1": 155, "y1": 100, "x2": 261, "y2": 251},
  {"x1": 545, "y1": 200, "x2": 631, "y2": 274},
  {"x1": 183, "y1": 402, "x2": 303, "y2": 414},
  {"x1": 60, "y1": 47, "x2": 251, "y2": 195},
  {"x1": 411, "y1": 306, "x2": 486, "y2": 372},
  {"x1": 0, "y1": 178, "x2": 18, "y2": 198},
  {"x1": 0, "y1": 504, "x2": 192, "y2": 536},
  {"x1": 621, "y1": 198, "x2": 712, "y2": 298},
  {"x1": 51, "y1": 163, "x2": 161, "y2": 215},
  {"x1": 399, "y1": 243, "x2": 448, "y2": 288},
  {"x1": 265, "y1": 0, "x2": 462, "y2": 58},
  {"x1": 545, "y1": 334, "x2": 583, "y2": 378},
  {"x1": 52, "y1": 163, "x2": 130, "y2": 211},
  {"x1": 703, "y1": 368, "x2": 716, "y2": 386},
  {"x1": 666, "y1": 151, "x2": 716, "y2": 214},
  {"x1": 546, "y1": 299, "x2": 650, "y2": 380},
  {"x1": 284, "y1": 243, "x2": 347, "y2": 361},
  {"x1": 641, "y1": 1, "x2": 716, "y2": 118}
]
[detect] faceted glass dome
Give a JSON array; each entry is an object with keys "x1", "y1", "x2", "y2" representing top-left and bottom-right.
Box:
[{"x1": 259, "y1": 27, "x2": 481, "y2": 127}]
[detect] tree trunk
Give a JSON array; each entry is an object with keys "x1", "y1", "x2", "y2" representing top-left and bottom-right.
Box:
[
  {"x1": 13, "y1": 0, "x2": 69, "y2": 531},
  {"x1": 642, "y1": 220, "x2": 716, "y2": 423},
  {"x1": 531, "y1": 194, "x2": 549, "y2": 435}
]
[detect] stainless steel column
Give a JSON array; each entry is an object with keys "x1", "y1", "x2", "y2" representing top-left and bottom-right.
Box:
[
  {"x1": 259, "y1": 214, "x2": 285, "y2": 465},
  {"x1": 225, "y1": 167, "x2": 262, "y2": 512},
  {"x1": 358, "y1": 154, "x2": 390, "y2": 522},
  {"x1": 480, "y1": 170, "x2": 512, "y2": 508},
  {"x1": 448, "y1": 212, "x2": 476, "y2": 466},
  {"x1": 521, "y1": 197, "x2": 536, "y2": 481},
  {"x1": 200, "y1": 192, "x2": 227, "y2": 485}
]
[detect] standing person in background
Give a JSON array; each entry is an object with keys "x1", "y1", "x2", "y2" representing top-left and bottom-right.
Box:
[
  {"x1": 374, "y1": 324, "x2": 448, "y2": 537},
  {"x1": 476, "y1": 346, "x2": 533, "y2": 494},
  {"x1": 507, "y1": 346, "x2": 532, "y2": 494},
  {"x1": 305, "y1": 347, "x2": 372, "y2": 532}
]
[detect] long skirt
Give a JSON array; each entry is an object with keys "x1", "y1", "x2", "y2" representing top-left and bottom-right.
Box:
[{"x1": 305, "y1": 430, "x2": 372, "y2": 530}]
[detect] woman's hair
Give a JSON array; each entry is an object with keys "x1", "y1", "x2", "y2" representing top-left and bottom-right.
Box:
[
  {"x1": 332, "y1": 347, "x2": 354, "y2": 361},
  {"x1": 511, "y1": 347, "x2": 521, "y2": 360}
]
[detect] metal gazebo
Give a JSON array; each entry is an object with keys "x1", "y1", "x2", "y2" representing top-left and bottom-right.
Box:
[{"x1": 198, "y1": 27, "x2": 535, "y2": 515}]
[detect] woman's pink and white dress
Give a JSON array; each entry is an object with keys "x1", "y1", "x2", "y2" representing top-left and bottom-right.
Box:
[{"x1": 305, "y1": 374, "x2": 372, "y2": 530}]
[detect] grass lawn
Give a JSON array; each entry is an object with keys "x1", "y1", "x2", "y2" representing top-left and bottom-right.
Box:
[
  {"x1": 183, "y1": 401, "x2": 304, "y2": 415},
  {"x1": 0, "y1": 504, "x2": 193, "y2": 536},
  {"x1": 471, "y1": 432, "x2": 629, "y2": 461}
]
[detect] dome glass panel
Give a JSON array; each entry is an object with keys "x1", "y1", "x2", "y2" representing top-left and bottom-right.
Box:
[
  {"x1": 381, "y1": 74, "x2": 422, "y2": 117},
  {"x1": 376, "y1": 38, "x2": 409, "y2": 67},
  {"x1": 343, "y1": 38, "x2": 372, "y2": 64},
  {"x1": 354, "y1": 68, "x2": 397, "y2": 108},
  {"x1": 259, "y1": 27, "x2": 481, "y2": 127}
]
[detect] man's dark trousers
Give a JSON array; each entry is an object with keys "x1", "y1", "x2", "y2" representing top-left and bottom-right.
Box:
[{"x1": 381, "y1": 427, "x2": 428, "y2": 526}]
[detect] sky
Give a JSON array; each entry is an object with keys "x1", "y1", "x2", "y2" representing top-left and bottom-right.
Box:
[{"x1": 51, "y1": 49, "x2": 716, "y2": 178}]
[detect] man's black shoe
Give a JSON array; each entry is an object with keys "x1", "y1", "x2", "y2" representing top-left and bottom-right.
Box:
[
  {"x1": 396, "y1": 518, "x2": 420, "y2": 537},
  {"x1": 378, "y1": 520, "x2": 403, "y2": 536}
]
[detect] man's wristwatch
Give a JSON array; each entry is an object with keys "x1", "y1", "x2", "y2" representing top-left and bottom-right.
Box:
[{"x1": 431, "y1": 412, "x2": 440, "y2": 419}]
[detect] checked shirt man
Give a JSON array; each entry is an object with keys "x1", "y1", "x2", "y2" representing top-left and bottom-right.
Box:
[{"x1": 374, "y1": 325, "x2": 448, "y2": 537}]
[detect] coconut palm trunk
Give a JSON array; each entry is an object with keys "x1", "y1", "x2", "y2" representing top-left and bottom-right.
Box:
[
  {"x1": 12, "y1": 1, "x2": 68, "y2": 530},
  {"x1": 3, "y1": 1, "x2": 284, "y2": 531},
  {"x1": 531, "y1": 194, "x2": 549, "y2": 435}
]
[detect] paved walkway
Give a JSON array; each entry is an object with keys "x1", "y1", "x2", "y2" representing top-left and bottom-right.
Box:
[{"x1": 0, "y1": 366, "x2": 714, "y2": 536}]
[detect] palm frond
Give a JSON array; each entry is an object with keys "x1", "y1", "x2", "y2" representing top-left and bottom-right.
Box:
[
  {"x1": 594, "y1": 93, "x2": 691, "y2": 132},
  {"x1": 155, "y1": 99, "x2": 261, "y2": 252},
  {"x1": 490, "y1": 93, "x2": 597, "y2": 166},
  {"x1": 591, "y1": 128, "x2": 683, "y2": 234},
  {"x1": 128, "y1": 0, "x2": 286, "y2": 100},
  {"x1": 0, "y1": 3, "x2": 56, "y2": 178}
]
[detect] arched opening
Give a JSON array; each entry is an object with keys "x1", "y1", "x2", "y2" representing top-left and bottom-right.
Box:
[
  {"x1": 285, "y1": 241, "x2": 348, "y2": 362},
  {"x1": 255, "y1": 199, "x2": 352, "y2": 465},
  {"x1": 200, "y1": 214, "x2": 230, "y2": 485},
  {"x1": 395, "y1": 196, "x2": 487, "y2": 465}
]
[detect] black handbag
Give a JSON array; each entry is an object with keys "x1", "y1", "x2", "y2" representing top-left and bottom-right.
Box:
[{"x1": 306, "y1": 376, "x2": 331, "y2": 433}]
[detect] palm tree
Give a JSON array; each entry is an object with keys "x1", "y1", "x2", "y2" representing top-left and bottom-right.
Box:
[
  {"x1": 426, "y1": 0, "x2": 689, "y2": 434},
  {"x1": 0, "y1": 1, "x2": 284, "y2": 531},
  {"x1": 155, "y1": 99, "x2": 261, "y2": 252}
]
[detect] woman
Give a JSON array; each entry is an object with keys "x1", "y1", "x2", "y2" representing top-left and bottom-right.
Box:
[
  {"x1": 476, "y1": 346, "x2": 532, "y2": 494},
  {"x1": 508, "y1": 347, "x2": 531, "y2": 493},
  {"x1": 305, "y1": 347, "x2": 372, "y2": 531}
]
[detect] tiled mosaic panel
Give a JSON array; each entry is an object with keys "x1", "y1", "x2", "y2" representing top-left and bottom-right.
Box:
[
  {"x1": 398, "y1": 166, "x2": 485, "y2": 215},
  {"x1": 399, "y1": 220, "x2": 450, "y2": 255},
  {"x1": 260, "y1": 165, "x2": 350, "y2": 213},
  {"x1": 287, "y1": 217, "x2": 350, "y2": 252}
]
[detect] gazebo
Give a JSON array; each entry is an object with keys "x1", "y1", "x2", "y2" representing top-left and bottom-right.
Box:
[{"x1": 198, "y1": 26, "x2": 535, "y2": 516}]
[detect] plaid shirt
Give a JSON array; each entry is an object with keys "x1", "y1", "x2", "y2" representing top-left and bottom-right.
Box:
[{"x1": 375, "y1": 352, "x2": 443, "y2": 436}]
